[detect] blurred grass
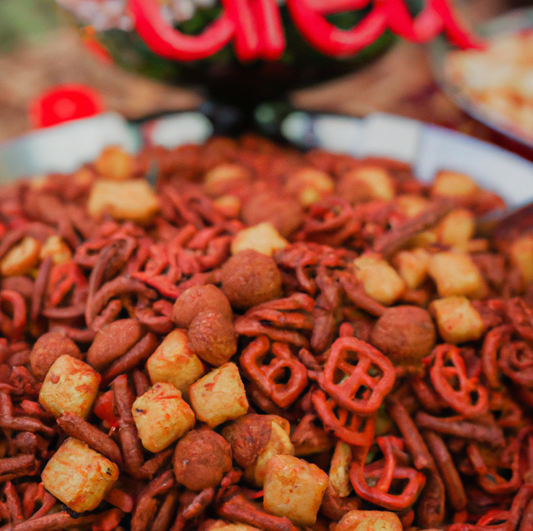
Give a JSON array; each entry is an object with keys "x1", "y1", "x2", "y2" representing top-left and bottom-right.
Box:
[{"x1": 0, "y1": 0, "x2": 65, "y2": 53}]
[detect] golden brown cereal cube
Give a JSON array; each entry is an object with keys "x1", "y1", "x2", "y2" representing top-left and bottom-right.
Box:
[
  {"x1": 430, "y1": 296, "x2": 484, "y2": 344},
  {"x1": 284, "y1": 167, "x2": 335, "y2": 206},
  {"x1": 395, "y1": 194, "x2": 431, "y2": 218},
  {"x1": 209, "y1": 522, "x2": 261, "y2": 531},
  {"x1": 132, "y1": 382, "x2": 195, "y2": 453},
  {"x1": 146, "y1": 329, "x2": 205, "y2": 395},
  {"x1": 203, "y1": 163, "x2": 251, "y2": 196},
  {"x1": 94, "y1": 146, "x2": 134, "y2": 181},
  {"x1": 39, "y1": 355, "x2": 100, "y2": 419},
  {"x1": 189, "y1": 362, "x2": 248, "y2": 428},
  {"x1": 42, "y1": 438, "x2": 119, "y2": 513},
  {"x1": 214, "y1": 195, "x2": 241, "y2": 218},
  {"x1": 329, "y1": 441, "x2": 352, "y2": 497},
  {"x1": 88, "y1": 179, "x2": 159, "y2": 225},
  {"x1": 334, "y1": 510, "x2": 402, "y2": 531},
  {"x1": 431, "y1": 170, "x2": 478, "y2": 198},
  {"x1": 338, "y1": 166, "x2": 395, "y2": 204},
  {"x1": 510, "y1": 234, "x2": 533, "y2": 285},
  {"x1": 231, "y1": 222, "x2": 288, "y2": 256},
  {"x1": 427, "y1": 252, "x2": 483, "y2": 298},
  {"x1": 354, "y1": 255, "x2": 406, "y2": 306},
  {"x1": 263, "y1": 454, "x2": 329, "y2": 525},
  {"x1": 39, "y1": 236, "x2": 72, "y2": 264},
  {"x1": 243, "y1": 419, "x2": 295, "y2": 487},
  {"x1": 393, "y1": 248, "x2": 430, "y2": 290},
  {"x1": 0, "y1": 236, "x2": 41, "y2": 277},
  {"x1": 436, "y1": 209, "x2": 475, "y2": 250}
]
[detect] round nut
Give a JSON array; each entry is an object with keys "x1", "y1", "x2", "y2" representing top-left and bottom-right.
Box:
[
  {"x1": 86, "y1": 319, "x2": 145, "y2": 371},
  {"x1": 188, "y1": 310, "x2": 237, "y2": 367},
  {"x1": 369, "y1": 306, "x2": 436, "y2": 366},
  {"x1": 30, "y1": 332, "x2": 82, "y2": 380},
  {"x1": 173, "y1": 429, "x2": 232, "y2": 491},
  {"x1": 222, "y1": 414, "x2": 277, "y2": 469},
  {"x1": 221, "y1": 250, "x2": 282, "y2": 310},
  {"x1": 241, "y1": 192, "x2": 304, "y2": 238},
  {"x1": 172, "y1": 285, "x2": 233, "y2": 328}
]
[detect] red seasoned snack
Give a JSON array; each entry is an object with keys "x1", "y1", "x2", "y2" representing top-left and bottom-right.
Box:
[
  {"x1": 220, "y1": 249, "x2": 282, "y2": 309},
  {"x1": 173, "y1": 428, "x2": 232, "y2": 491},
  {"x1": 188, "y1": 309, "x2": 237, "y2": 367},
  {"x1": 87, "y1": 318, "x2": 146, "y2": 371},
  {"x1": 29, "y1": 330, "x2": 82, "y2": 380},
  {"x1": 0, "y1": 134, "x2": 532, "y2": 531},
  {"x1": 172, "y1": 285, "x2": 233, "y2": 328},
  {"x1": 369, "y1": 306, "x2": 436, "y2": 366}
]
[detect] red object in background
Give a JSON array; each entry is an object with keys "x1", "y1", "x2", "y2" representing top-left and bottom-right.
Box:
[
  {"x1": 29, "y1": 84, "x2": 104, "y2": 129},
  {"x1": 129, "y1": 0, "x2": 484, "y2": 63}
]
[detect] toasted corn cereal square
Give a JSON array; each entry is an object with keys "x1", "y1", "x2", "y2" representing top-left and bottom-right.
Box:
[
  {"x1": 88, "y1": 179, "x2": 159, "y2": 225},
  {"x1": 354, "y1": 255, "x2": 406, "y2": 306},
  {"x1": 430, "y1": 296, "x2": 484, "y2": 344},
  {"x1": 243, "y1": 420, "x2": 294, "y2": 487},
  {"x1": 427, "y1": 252, "x2": 483, "y2": 298},
  {"x1": 510, "y1": 234, "x2": 533, "y2": 285},
  {"x1": 189, "y1": 362, "x2": 248, "y2": 428},
  {"x1": 231, "y1": 223, "x2": 288, "y2": 257},
  {"x1": 39, "y1": 355, "x2": 100, "y2": 419},
  {"x1": 431, "y1": 170, "x2": 479, "y2": 198},
  {"x1": 263, "y1": 454, "x2": 329, "y2": 525},
  {"x1": 42, "y1": 438, "x2": 119, "y2": 513},
  {"x1": 393, "y1": 248, "x2": 430, "y2": 290},
  {"x1": 335, "y1": 510, "x2": 402, "y2": 531},
  {"x1": 146, "y1": 329, "x2": 205, "y2": 395},
  {"x1": 132, "y1": 382, "x2": 195, "y2": 453}
]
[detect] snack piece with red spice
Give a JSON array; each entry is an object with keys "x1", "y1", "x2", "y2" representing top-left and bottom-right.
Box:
[
  {"x1": 146, "y1": 329, "x2": 205, "y2": 394},
  {"x1": 263, "y1": 454, "x2": 329, "y2": 525},
  {"x1": 221, "y1": 249, "x2": 283, "y2": 309},
  {"x1": 42, "y1": 437, "x2": 119, "y2": 513},
  {"x1": 39, "y1": 354, "x2": 101, "y2": 419},
  {"x1": 132, "y1": 382, "x2": 195, "y2": 453},
  {"x1": 173, "y1": 428, "x2": 232, "y2": 491},
  {"x1": 189, "y1": 362, "x2": 249, "y2": 428}
]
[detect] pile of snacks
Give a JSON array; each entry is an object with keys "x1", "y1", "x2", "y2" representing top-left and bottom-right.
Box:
[
  {"x1": 0, "y1": 134, "x2": 532, "y2": 531},
  {"x1": 445, "y1": 29, "x2": 533, "y2": 143}
]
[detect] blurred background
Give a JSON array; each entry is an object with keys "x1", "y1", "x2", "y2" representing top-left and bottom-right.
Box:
[{"x1": 0, "y1": 0, "x2": 530, "y2": 143}]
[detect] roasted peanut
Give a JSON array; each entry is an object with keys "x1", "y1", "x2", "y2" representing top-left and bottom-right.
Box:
[
  {"x1": 188, "y1": 310, "x2": 237, "y2": 367},
  {"x1": 30, "y1": 331, "x2": 82, "y2": 380},
  {"x1": 172, "y1": 284, "x2": 233, "y2": 328},
  {"x1": 369, "y1": 306, "x2": 436, "y2": 366},
  {"x1": 221, "y1": 249, "x2": 282, "y2": 310},
  {"x1": 87, "y1": 319, "x2": 146, "y2": 371},
  {"x1": 241, "y1": 192, "x2": 304, "y2": 238},
  {"x1": 173, "y1": 428, "x2": 232, "y2": 491}
]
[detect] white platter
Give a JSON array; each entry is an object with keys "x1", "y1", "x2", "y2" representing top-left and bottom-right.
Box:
[{"x1": 1, "y1": 110, "x2": 533, "y2": 208}]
